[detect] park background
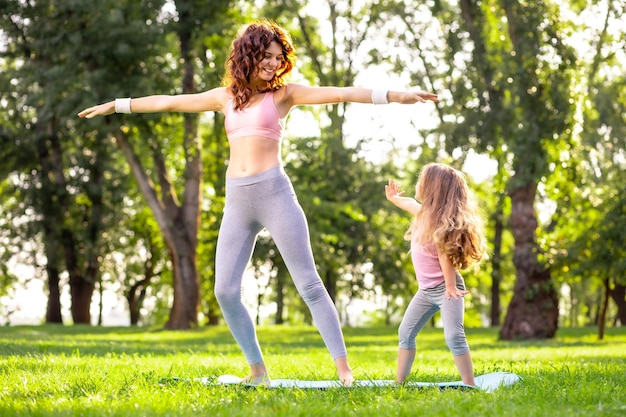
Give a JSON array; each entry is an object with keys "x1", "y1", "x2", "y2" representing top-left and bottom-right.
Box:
[{"x1": 1, "y1": 0, "x2": 625, "y2": 340}]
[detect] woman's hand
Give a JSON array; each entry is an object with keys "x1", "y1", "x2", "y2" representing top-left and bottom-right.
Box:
[
  {"x1": 390, "y1": 90, "x2": 439, "y2": 104},
  {"x1": 78, "y1": 101, "x2": 115, "y2": 119}
]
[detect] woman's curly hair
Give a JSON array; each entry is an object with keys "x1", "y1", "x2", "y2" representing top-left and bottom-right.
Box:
[
  {"x1": 406, "y1": 163, "x2": 488, "y2": 270},
  {"x1": 222, "y1": 20, "x2": 296, "y2": 110}
]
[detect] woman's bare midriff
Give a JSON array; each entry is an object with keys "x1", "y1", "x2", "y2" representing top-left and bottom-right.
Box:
[{"x1": 226, "y1": 136, "x2": 283, "y2": 178}]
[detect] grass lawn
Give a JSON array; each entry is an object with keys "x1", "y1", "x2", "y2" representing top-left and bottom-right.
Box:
[{"x1": 0, "y1": 324, "x2": 624, "y2": 416}]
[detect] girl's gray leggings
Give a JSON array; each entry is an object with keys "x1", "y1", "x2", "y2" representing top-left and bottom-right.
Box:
[
  {"x1": 398, "y1": 273, "x2": 470, "y2": 356},
  {"x1": 214, "y1": 166, "x2": 348, "y2": 365}
]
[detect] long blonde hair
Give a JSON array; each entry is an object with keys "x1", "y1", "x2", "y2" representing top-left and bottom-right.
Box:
[{"x1": 406, "y1": 163, "x2": 488, "y2": 270}]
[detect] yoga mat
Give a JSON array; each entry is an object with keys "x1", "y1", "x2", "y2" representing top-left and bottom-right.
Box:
[{"x1": 162, "y1": 371, "x2": 521, "y2": 393}]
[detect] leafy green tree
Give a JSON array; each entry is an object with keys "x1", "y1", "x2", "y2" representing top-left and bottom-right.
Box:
[
  {"x1": 449, "y1": 0, "x2": 575, "y2": 339},
  {"x1": 384, "y1": 0, "x2": 581, "y2": 338},
  {"x1": 0, "y1": 0, "x2": 162, "y2": 324},
  {"x1": 76, "y1": 0, "x2": 234, "y2": 329},
  {"x1": 313, "y1": 0, "x2": 521, "y2": 328},
  {"x1": 546, "y1": 0, "x2": 626, "y2": 336}
]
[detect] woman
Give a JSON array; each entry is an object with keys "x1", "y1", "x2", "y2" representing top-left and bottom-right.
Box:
[{"x1": 79, "y1": 20, "x2": 438, "y2": 386}]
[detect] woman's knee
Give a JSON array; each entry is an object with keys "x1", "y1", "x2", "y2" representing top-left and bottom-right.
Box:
[
  {"x1": 214, "y1": 282, "x2": 240, "y2": 306},
  {"x1": 297, "y1": 279, "x2": 327, "y2": 304}
]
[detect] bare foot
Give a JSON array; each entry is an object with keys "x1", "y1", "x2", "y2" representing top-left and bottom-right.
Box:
[
  {"x1": 334, "y1": 356, "x2": 354, "y2": 386},
  {"x1": 339, "y1": 369, "x2": 354, "y2": 387},
  {"x1": 241, "y1": 362, "x2": 270, "y2": 386}
]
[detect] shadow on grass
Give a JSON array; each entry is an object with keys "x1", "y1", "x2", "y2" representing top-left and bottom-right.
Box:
[
  {"x1": 0, "y1": 324, "x2": 355, "y2": 357},
  {"x1": 1, "y1": 324, "x2": 624, "y2": 359},
  {"x1": 0, "y1": 324, "x2": 236, "y2": 357}
]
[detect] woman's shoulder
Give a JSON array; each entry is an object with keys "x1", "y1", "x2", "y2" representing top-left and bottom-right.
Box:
[
  {"x1": 276, "y1": 83, "x2": 324, "y2": 107},
  {"x1": 274, "y1": 83, "x2": 292, "y2": 97},
  {"x1": 213, "y1": 86, "x2": 231, "y2": 98},
  {"x1": 194, "y1": 87, "x2": 231, "y2": 113},
  {"x1": 273, "y1": 83, "x2": 301, "y2": 110},
  {"x1": 196, "y1": 86, "x2": 231, "y2": 101},
  {"x1": 277, "y1": 83, "x2": 311, "y2": 96}
]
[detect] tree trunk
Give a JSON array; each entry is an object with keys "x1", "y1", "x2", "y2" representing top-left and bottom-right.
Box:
[
  {"x1": 598, "y1": 278, "x2": 611, "y2": 340},
  {"x1": 42, "y1": 218, "x2": 63, "y2": 324},
  {"x1": 609, "y1": 282, "x2": 626, "y2": 326},
  {"x1": 68, "y1": 272, "x2": 95, "y2": 324},
  {"x1": 127, "y1": 276, "x2": 152, "y2": 326},
  {"x1": 37, "y1": 130, "x2": 64, "y2": 324},
  {"x1": 40, "y1": 128, "x2": 102, "y2": 326},
  {"x1": 206, "y1": 311, "x2": 220, "y2": 325},
  {"x1": 490, "y1": 197, "x2": 505, "y2": 326},
  {"x1": 500, "y1": 183, "x2": 559, "y2": 339},
  {"x1": 114, "y1": 134, "x2": 201, "y2": 329},
  {"x1": 44, "y1": 263, "x2": 63, "y2": 324},
  {"x1": 127, "y1": 245, "x2": 159, "y2": 326},
  {"x1": 127, "y1": 286, "x2": 141, "y2": 326},
  {"x1": 65, "y1": 148, "x2": 105, "y2": 325},
  {"x1": 165, "y1": 3, "x2": 202, "y2": 329},
  {"x1": 66, "y1": 241, "x2": 99, "y2": 324},
  {"x1": 97, "y1": 280, "x2": 104, "y2": 326},
  {"x1": 165, "y1": 225, "x2": 200, "y2": 329}
]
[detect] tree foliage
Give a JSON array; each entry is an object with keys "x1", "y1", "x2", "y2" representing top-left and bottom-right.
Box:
[{"x1": 1, "y1": 0, "x2": 625, "y2": 335}]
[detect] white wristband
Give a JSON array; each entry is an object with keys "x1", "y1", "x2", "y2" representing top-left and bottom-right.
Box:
[
  {"x1": 115, "y1": 98, "x2": 132, "y2": 114},
  {"x1": 371, "y1": 89, "x2": 389, "y2": 105}
]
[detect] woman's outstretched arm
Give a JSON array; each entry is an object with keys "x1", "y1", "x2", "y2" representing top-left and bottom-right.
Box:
[
  {"x1": 78, "y1": 87, "x2": 228, "y2": 119},
  {"x1": 284, "y1": 84, "x2": 438, "y2": 107}
]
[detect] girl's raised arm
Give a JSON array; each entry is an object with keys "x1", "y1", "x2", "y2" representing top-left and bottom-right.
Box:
[{"x1": 385, "y1": 179, "x2": 421, "y2": 215}]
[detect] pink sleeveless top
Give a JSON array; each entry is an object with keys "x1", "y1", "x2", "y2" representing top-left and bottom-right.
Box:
[
  {"x1": 224, "y1": 92, "x2": 284, "y2": 142},
  {"x1": 410, "y1": 240, "x2": 445, "y2": 289}
]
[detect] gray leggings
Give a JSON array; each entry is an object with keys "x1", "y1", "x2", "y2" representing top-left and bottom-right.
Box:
[
  {"x1": 398, "y1": 273, "x2": 470, "y2": 356},
  {"x1": 214, "y1": 166, "x2": 347, "y2": 365}
]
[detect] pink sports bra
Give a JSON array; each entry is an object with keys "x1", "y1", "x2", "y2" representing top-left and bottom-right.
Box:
[{"x1": 224, "y1": 91, "x2": 284, "y2": 142}]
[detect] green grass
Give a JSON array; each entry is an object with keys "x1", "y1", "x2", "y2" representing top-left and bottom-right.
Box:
[{"x1": 1, "y1": 325, "x2": 624, "y2": 416}]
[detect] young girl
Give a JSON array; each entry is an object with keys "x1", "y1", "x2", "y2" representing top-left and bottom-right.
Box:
[
  {"x1": 384, "y1": 163, "x2": 488, "y2": 386},
  {"x1": 78, "y1": 20, "x2": 438, "y2": 386}
]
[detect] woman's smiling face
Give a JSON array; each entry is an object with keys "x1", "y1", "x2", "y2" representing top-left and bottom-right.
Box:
[{"x1": 253, "y1": 41, "x2": 284, "y2": 82}]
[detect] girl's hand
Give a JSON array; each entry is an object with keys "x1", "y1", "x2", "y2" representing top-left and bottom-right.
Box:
[
  {"x1": 385, "y1": 179, "x2": 421, "y2": 214},
  {"x1": 385, "y1": 179, "x2": 405, "y2": 201},
  {"x1": 78, "y1": 101, "x2": 115, "y2": 119},
  {"x1": 446, "y1": 286, "x2": 469, "y2": 301}
]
